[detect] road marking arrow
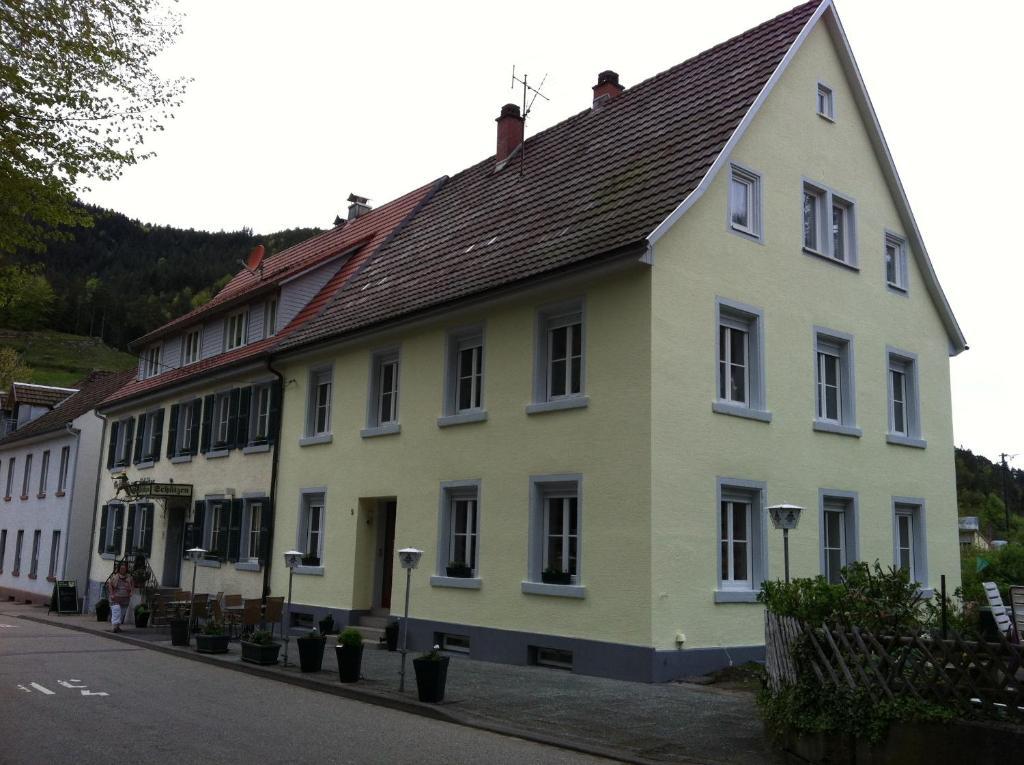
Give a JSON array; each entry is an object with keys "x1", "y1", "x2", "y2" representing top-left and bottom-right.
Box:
[{"x1": 29, "y1": 683, "x2": 55, "y2": 695}]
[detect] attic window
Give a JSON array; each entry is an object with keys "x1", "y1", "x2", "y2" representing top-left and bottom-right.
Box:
[
  {"x1": 816, "y1": 83, "x2": 834, "y2": 121},
  {"x1": 142, "y1": 346, "x2": 161, "y2": 379}
]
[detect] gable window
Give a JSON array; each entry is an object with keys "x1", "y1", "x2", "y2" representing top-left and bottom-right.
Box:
[
  {"x1": 225, "y1": 310, "x2": 248, "y2": 351},
  {"x1": 97, "y1": 504, "x2": 125, "y2": 556},
  {"x1": 523, "y1": 474, "x2": 584, "y2": 597},
  {"x1": 885, "y1": 233, "x2": 908, "y2": 292},
  {"x1": 182, "y1": 328, "x2": 202, "y2": 365},
  {"x1": 263, "y1": 299, "x2": 278, "y2": 338},
  {"x1": 56, "y1": 446, "x2": 70, "y2": 494},
  {"x1": 893, "y1": 500, "x2": 927, "y2": 586},
  {"x1": 729, "y1": 164, "x2": 762, "y2": 241},
  {"x1": 819, "y1": 492, "x2": 858, "y2": 584},
  {"x1": 142, "y1": 345, "x2": 161, "y2": 379},
  {"x1": 301, "y1": 367, "x2": 333, "y2": 444},
  {"x1": 13, "y1": 530, "x2": 23, "y2": 574},
  {"x1": 5, "y1": 457, "x2": 14, "y2": 499},
  {"x1": 887, "y1": 348, "x2": 925, "y2": 447},
  {"x1": 48, "y1": 530, "x2": 60, "y2": 578},
  {"x1": 298, "y1": 492, "x2": 325, "y2": 568},
  {"x1": 362, "y1": 350, "x2": 400, "y2": 437},
  {"x1": 528, "y1": 300, "x2": 588, "y2": 414},
  {"x1": 434, "y1": 481, "x2": 481, "y2": 584},
  {"x1": 21, "y1": 453, "x2": 32, "y2": 499},
  {"x1": 440, "y1": 328, "x2": 486, "y2": 426},
  {"x1": 715, "y1": 478, "x2": 767, "y2": 601},
  {"x1": 713, "y1": 298, "x2": 770, "y2": 422},
  {"x1": 38, "y1": 450, "x2": 50, "y2": 497},
  {"x1": 803, "y1": 181, "x2": 856, "y2": 266},
  {"x1": 816, "y1": 82, "x2": 834, "y2": 120},
  {"x1": 813, "y1": 328, "x2": 859, "y2": 436}
]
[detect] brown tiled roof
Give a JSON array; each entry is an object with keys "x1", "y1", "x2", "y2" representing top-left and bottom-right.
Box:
[
  {"x1": 0, "y1": 370, "x2": 137, "y2": 446},
  {"x1": 10, "y1": 382, "x2": 78, "y2": 409},
  {"x1": 279, "y1": 1, "x2": 821, "y2": 350},
  {"x1": 102, "y1": 179, "x2": 443, "y2": 407}
]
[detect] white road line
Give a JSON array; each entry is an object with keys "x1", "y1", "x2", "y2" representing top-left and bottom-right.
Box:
[
  {"x1": 16, "y1": 685, "x2": 30, "y2": 692},
  {"x1": 29, "y1": 683, "x2": 55, "y2": 695},
  {"x1": 80, "y1": 691, "x2": 109, "y2": 696}
]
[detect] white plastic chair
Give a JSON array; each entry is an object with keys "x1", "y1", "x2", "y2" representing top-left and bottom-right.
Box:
[{"x1": 982, "y1": 581, "x2": 1015, "y2": 640}]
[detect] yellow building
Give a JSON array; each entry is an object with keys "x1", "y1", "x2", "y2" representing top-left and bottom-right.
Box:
[{"x1": 262, "y1": 0, "x2": 966, "y2": 680}]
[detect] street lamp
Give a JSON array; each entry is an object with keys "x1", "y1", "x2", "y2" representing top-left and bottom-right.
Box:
[
  {"x1": 768, "y1": 505, "x2": 802, "y2": 583},
  {"x1": 282, "y1": 550, "x2": 304, "y2": 667},
  {"x1": 396, "y1": 547, "x2": 422, "y2": 692},
  {"x1": 186, "y1": 547, "x2": 206, "y2": 638}
]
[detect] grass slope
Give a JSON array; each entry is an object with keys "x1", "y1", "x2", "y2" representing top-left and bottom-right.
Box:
[{"x1": 1, "y1": 329, "x2": 136, "y2": 387}]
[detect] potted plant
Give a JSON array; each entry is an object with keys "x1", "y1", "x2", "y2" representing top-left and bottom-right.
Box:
[
  {"x1": 318, "y1": 613, "x2": 335, "y2": 635},
  {"x1": 384, "y1": 619, "x2": 400, "y2": 652},
  {"x1": 241, "y1": 629, "x2": 281, "y2": 665},
  {"x1": 335, "y1": 627, "x2": 363, "y2": 683},
  {"x1": 95, "y1": 598, "x2": 110, "y2": 623},
  {"x1": 413, "y1": 644, "x2": 450, "y2": 703},
  {"x1": 194, "y1": 621, "x2": 229, "y2": 654},
  {"x1": 169, "y1": 605, "x2": 189, "y2": 646},
  {"x1": 298, "y1": 628, "x2": 327, "y2": 672},
  {"x1": 134, "y1": 603, "x2": 151, "y2": 628},
  {"x1": 541, "y1": 567, "x2": 572, "y2": 585},
  {"x1": 445, "y1": 561, "x2": 473, "y2": 578}
]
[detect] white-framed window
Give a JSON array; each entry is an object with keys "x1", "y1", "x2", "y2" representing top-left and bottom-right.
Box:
[
  {"x1": 887, "y1": 348, "x2": 923, "y2": 445},
  {"x1": 206, "y1": 500, "x2": 228, "y2": 559},
  {"x1": 127, "y1": 502, "x2": 154, "y2": 555},
  {"x1": 436, "y1": 481, "x2": 480, "y2": 577},
  {"x1": 99, "y1": 504, "x2": 124, "y2": 556},
  {"x1": 530, "y1": 300, "x2": 586, "y2": 410},
  {"x1": 142, "y1": 345, "x2": 161, "y2": 379},
  {"x1": 816, "y1": 82, "x2": 834, "y2": 120},
  {"x1": 225, "y1": 310, "x2": 248, "y2": 351},
  {"x1": 526, "y1": 474, "x2": 583, "y2": 590},
  {"x1": 893, "y1": 499, "x2": 927, "y2": 585},
  {"x1": 714, "y1": 298, "x2": 768, "y2": 419},
  {"x1": 820, "y1": 493, "x2": 859, "y2": 584},
  {"x1": 885, "y1": 233, "x2": 908, "y2": 292},
  {"x1": 363, "y1": 350, "x2": 400, "y2": 434},
  {"x1": 803, "y1": 181, "x2": 856, "y2": 266},
  {"x1": 56, "y1": 446, "x2": 70, "y2": 493},
  {"x1": 29, "y1": 530, "x2": 41, "y2": 576},
  {"x1": 182, "y1": 328, "x2": 202, "y2": 365},
  {"x1": 298, "y1": 492, "x2": 325, "y2": 566},
  {"x1": 263, "y1": 299, "x2": 278, "y2": 338},
  {"x1": 250, "y1": 384, "x2": 272, "y2": 443},
  {"x1": 813, "y1": 328, "x2": 857, "y2": 432},
  {"x1": 140, "y1": 409, "x2": 164, "y2": 462},
  {"x1": 48, "y1": 530, "x2": 60, "y2": 578},
  {"x1": 729, "y1": 164, "x2": 762, "y2": 240},
  {"x1": 305, "y1": 367, "x2": 332, "y2": 437},
  {"x1": 13, "y1": 529, "x2": 24, "y2": 573},
  {"x1": 245, "y1": 500, "x2": 265, "y2": 561},
  {"x1": 112, "y1": 417, "x2": 133, "y2": 467},
  {"x1": 38, "y1": 450, "x2": 49, "y2": 496},
  {"x1": 213, "y1": 392, "x2": 232, "y2": 448},
  {"x1": 21, "y1": 453, "x2": 32, "y2": 498},
  {"x1": 4, "y1": 458, "x2": 14, "y2": 498},
  {"x1": 450, "y1": 331, "x2": 484, "y2": 414},
  {"x1": 175, "y1": 398, "x2": 201, "y2": 455},
  {"x1": 715, "y1": 479, "x2": 766, "y2": 600}
]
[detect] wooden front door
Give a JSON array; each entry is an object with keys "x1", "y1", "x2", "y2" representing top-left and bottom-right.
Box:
[{"x1": 379, "y1": 501, "x2": 397, "y2": 610}]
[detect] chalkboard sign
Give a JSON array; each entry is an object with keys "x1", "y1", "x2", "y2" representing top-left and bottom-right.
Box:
[{"x1": 54, "y1": 580, "x2": 79, "y2": 614}]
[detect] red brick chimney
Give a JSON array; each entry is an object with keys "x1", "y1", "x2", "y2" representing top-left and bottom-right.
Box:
[
  {"x1": 592, "y1": 70, "x2": 624, "y2": 109},
  {"x1": 495, "y1": 103, "x2": 524, "y2": 162}
]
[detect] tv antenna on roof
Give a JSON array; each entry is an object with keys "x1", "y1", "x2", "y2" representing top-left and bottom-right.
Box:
[{"x1": 510, "y1": 66, "x2": 549, "y2": 176}]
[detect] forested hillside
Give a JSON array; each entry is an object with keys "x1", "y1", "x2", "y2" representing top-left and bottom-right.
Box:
[
  {"x1": 3, "y1": 204, "x2": 321, "y2": 349},
  {"x1": 956, "y1": 446, "x2": 1024, "y2": 544}
]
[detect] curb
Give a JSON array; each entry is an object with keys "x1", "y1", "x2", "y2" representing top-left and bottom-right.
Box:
[{"x1": 8, "y1": 611, "x2": 681, "y2": 765}]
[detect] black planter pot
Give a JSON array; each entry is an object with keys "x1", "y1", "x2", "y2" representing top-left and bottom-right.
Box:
[
  {"x1": 135, "y1": 611, "x2": 150, "y2": 628},
  {"x1": 385, "y1": 623, "x2": 399, "y2": 652},
  {"x1": 445, "y1": 565, "x2": 473, "y2": 578},
  {"x1": 241, "y1": 641, "x2": 281, "y2": 665},
  {"x1": 195, "y1": 634, "x2": 229, "y2": 654},
  {"x1": 541, "y1": 571, "x2": 572, "y2": 585},
  {"x1": 170, "y1": 619, "x2": 189, "y2": 646},
  {"x1": 95, "y1": 601, "x2": 110, "y2": 622},
  {"x1": 298, "y1": 636, "x2": 327, "y2": 672},
  {"x1": 413, "y1": 656, "x2": 450, "y2": 703},
  {"x1": 335, "y1": 643, "x2": 363, "y2": 683}
]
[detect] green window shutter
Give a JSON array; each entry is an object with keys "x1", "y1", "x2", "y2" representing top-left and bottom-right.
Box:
[
  {"x1": 98, "y1": 505, "x2": 109, "y2": 553},
  {"x1": 142, "y1": 504, "x2": 154, "y2": 555},
  {"x1": 227, "y1": 498, "x2": 243, "y2": 562},
  {"x1": 235, "y1": 387, "x2": 252, "y2": 448},
  {"x1": 124, "y1": 505, "x2": 137, "y2": 556},
  {"x1": 189, "y1": 399, "x2": 202, "y2": 454},
  {"x1": 216, "y1": 503, "x2": 230, "y2": 558},
  {"x1": 152, "y1": 409, "x2": 165, "y2": 462},
  {"x1": 106, "y1": 423, "x2": 119, "y2": 469},
  {"x1": 267, "y1": 381, "x2": 282, "y2": 446},
  {"x1": 259, "y1": 504, "x2": 273, "y2": 564},
  {"x1": 199, "y1": 396, "x2": 215, "y2": 454},
  {"x1": 120, "y1": 419, "x2": 135, "y2": 467},
  {"x1": 226, "y1": 388, "x2": 241, "y2": 450},
  {"x1": 167, "y1": 404, "x2": 179, "y2": 458},
  {"x1": 113, "y1": 506, "x2": 125, "y2": 555}
]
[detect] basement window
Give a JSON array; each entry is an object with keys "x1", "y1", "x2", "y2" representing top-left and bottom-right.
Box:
[
  {"x1": 530, "y1": 646, "x2": 573, "y2": 670},
  {"x1": 438, "y1": 633, "x2": 471, "y2": 654}
]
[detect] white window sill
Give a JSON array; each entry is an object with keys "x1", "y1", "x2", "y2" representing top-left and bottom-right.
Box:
[
  {"x1": 728, "y1": 224, "x2": 763, "y2": 244},
  {"x1": 206, "y1": 449, "x2": 230, "y2": 459},
  {"x1": 525, "y1": 396, "x2": 589, "y2": 415},
  {"x1": 437, "y1": 411, "x2": 488, "y2": 428},
  {"x1": 711, "y1": 401, "x2": 772, "y2": 423},
  {"x1": 195, "y1": 558, "x2": 222, "y2": 569},
  {"x1": 430, "y1": 575, "x2": 482, "y2": 589},
  {"x1": 521, "y1": 581, "x2": 586, "y2": 599},
  {"x1": 235, "y1": 561, "x2": 261, "y2": 572},
  {"x1": 813, "y1": 420, "x2": 862, "y2": 438},
  {"x1": 242, "y1": 443, "x2": 271, "y2": 454},
  {"x1": 295, "y1": 565, "x2": 324, "y2": 576},
  {"x1": 802, "y1": 246, "x2": 859, "y2": 271},
  {"x1": 170, "y1": 455, "x2": 193, "y2": 465},
  {"x1": 713, "y1": 589, "x2": 760, "y2": 603},
  {"x1": 886, "y1": 434, "x2": 927, "y2": 449},
  {"x1": 299, "y1": 434, "x2": 333, "y2": 447},
  {"x1": 360, "y1": 423, "x2": 401, "y2": 439},
  {"x1": 135, "y1": 460, "x2": 155, "y2": 470},
  {"x1": 886, "y1": 283, "x2": 909, "y2": 297}
]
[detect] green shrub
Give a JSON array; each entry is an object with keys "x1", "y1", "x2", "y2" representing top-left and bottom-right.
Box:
[
  {"x1": 337, "y1": 628, "x2": 362, "y2": 648},
  {"x1": 202, "y1": 621, "x2": 225, "y2": 636},
  {"x1": 249, "y1": 629, "x2": 274, "y2": 645}
]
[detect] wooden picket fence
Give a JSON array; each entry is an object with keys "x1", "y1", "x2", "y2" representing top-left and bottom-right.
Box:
[{"x1": 765, "y1": 611, "x2": 1024, "y2": 721}]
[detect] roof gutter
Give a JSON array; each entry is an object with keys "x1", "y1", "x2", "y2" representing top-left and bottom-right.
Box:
[{"x1": 260, "y1": 357, "x2": 285, "y2": 603}]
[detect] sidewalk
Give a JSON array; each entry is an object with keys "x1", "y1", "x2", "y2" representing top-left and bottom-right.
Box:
[{"x1": 4, "y1": 604, "x2": 781, "y2": 765}]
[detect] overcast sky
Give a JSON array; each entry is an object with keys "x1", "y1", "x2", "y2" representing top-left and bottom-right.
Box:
[{"x1": 82, "y1": 0, "x2": 1022, "y2": 464}]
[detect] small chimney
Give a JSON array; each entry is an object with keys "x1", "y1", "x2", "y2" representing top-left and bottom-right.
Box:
[
  {"x1": 592, "y1": 70, "x2": 624, "y2": 109},
  {"x1": 347, "y1": 193, "x2": 372, "y2": 221},
  {"x1": 495, "y1": 103, "x2": 524, "y2": 163}
]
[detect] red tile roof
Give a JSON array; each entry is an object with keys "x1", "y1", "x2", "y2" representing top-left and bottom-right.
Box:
[
  {"x1": 103, "y1": 179, "x2": 443, "y2": 407},
  {"x1": 279, "y1": 1, "x2": 822, "y2": 351},
  {"x1": 9, "y1": 382, "x2": 79, "y2": 409}
]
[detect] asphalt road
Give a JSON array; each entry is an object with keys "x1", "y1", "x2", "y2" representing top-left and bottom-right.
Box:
[{"x1": 0, "y1": 613, "x2": 612, "y2": 765}]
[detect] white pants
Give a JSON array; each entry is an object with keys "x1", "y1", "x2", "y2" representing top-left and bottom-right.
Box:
[{"x1": 111, "y1": 602, "x2": 128, "y2": 625}]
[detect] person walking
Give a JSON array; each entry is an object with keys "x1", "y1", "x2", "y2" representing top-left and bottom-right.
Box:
[{"x1": 106, "y1": 563, "x2": 134, "y2": 632}]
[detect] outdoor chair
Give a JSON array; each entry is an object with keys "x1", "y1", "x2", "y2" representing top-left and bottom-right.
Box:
[
  {"x1": 210, "y1": 598, "x2": 224, "y2": 625},
  {"x1": 1010, "y1": 585, "x2": 1024, "y2": 642},
  {"x1": 240, "y1": 599, "x2": 262, "y2": 640},
  {"x1": 190, "y1": 594, "x2": 209, "y2": 630},
  {"x1": 213, "y1": 591, "x2": 224, "y2": 607},
  {"x1": 982, "y1": 581, "x2": 1017, "y2": 641},
  {"x1": 150, "y1": 595, "x2": 172, "y2": 627},
  {"x1": 263, "y1": 597, "x2": 284, "y2": 640}
]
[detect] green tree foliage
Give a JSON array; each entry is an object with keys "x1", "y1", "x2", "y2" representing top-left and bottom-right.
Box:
[
  {"x1": 960, "y1": 542, "x2": 1024, "y2": 606},
  {"x1": 0, "y1": 0, "x2": 189, "y2": 254},
  {"x1": 0, "y1": 346, "x2": 32, "y2": 389},
  {"x1": 955, "y1": 447, "x2": 1024, "y2": 544},
  {"x1": 0, "y1": 263, "x2": 55, "y2": 329}
]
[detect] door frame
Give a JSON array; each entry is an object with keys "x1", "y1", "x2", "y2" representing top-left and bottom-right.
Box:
[{"x1": 371, "y1": 499, "x2": 397, "y2": 613}]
